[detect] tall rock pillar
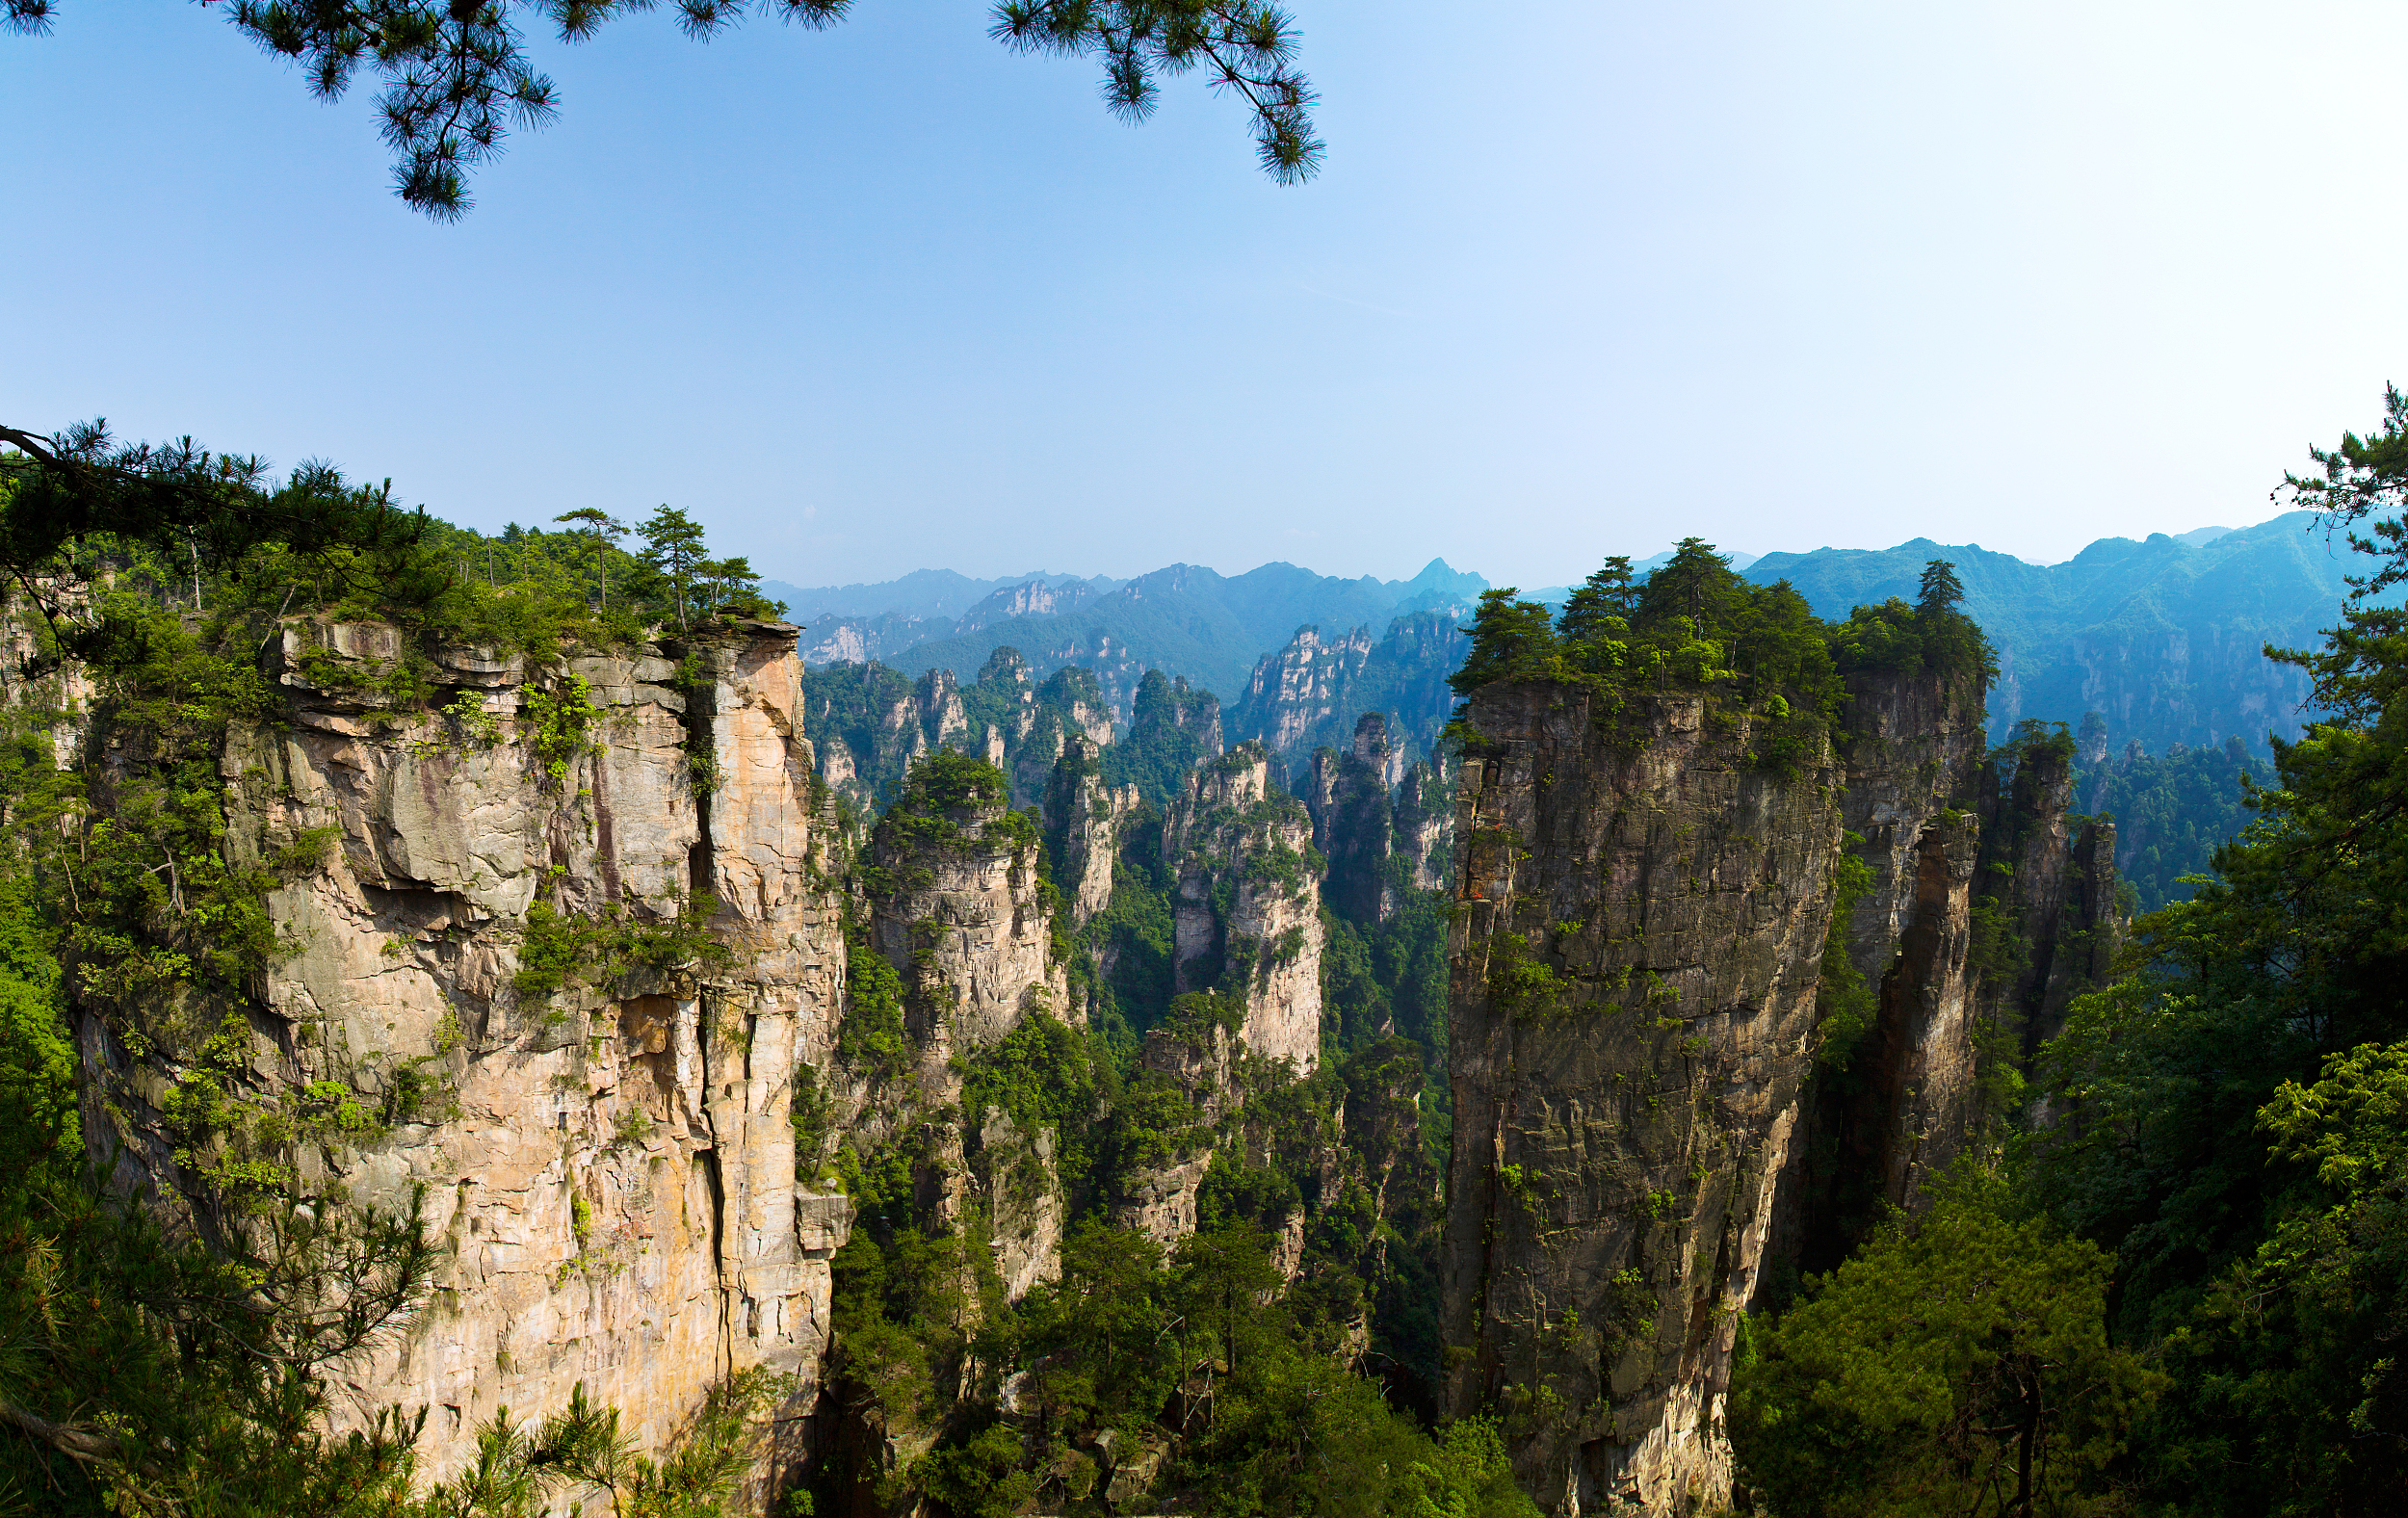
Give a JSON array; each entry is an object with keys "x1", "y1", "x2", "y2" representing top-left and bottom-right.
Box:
[{"x1": 1440, "y1": 683, "x2": 1843, "y2": 1514}]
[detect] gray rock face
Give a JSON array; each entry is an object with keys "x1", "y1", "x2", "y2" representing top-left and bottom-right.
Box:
[
  {"x1": 1162, "y1": 744, "x2": 1323, "y2": 1071},
  {"x1": 1305, "y1": 713, "x2": 1399, "y2": 924},
  {"x1": 1824, "y1": 668, "x2": 1991, "y2": 1219},
  {"x1": 1440, "y1": 668, "x2": 2125, "y2": 1514},
  {"x1": 1440, "y1": 684, "x2": 1845, "y2": 1515},
  {"x1": 1046, "y1": 736, "x2": 1139, "y2": 930},
  {"x1": 1392, "y1": 753, "x2": 1455, "y2": 894},
  {"x1": 77, "y1": 618, "x2": 851, "y2": 1485},
  {"x1": 867, "y1": 780, "x2": 1072, "y2": 1097}
]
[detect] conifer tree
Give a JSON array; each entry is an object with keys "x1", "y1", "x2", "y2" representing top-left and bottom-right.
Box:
[
  {"x1": 638, "y1": 503, "x2": 708, "y2": 629},
  {"x1": 553, "y1": 507, "x2": 626, "y2": 614},
  {"x1": 1, "y1": 0, "x2": 1322, "y2": 219}
]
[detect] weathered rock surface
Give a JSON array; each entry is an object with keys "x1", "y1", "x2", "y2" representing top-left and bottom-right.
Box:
[
  {"x1": 1225, "y1": 611, "x2": 1468, "y2": 775},
  {"x1": 1045, "y1": 736, "x2": 1139, "y2": 930},
  {"x1": 77, "y1": 617, "x2": 852, "y2": 1486},
  {"x1": 1305, "y1": 713, "x2": 1398, "y2": 924},
  {"x1": 866, "y1": 774, "x2": 1072, "y2": 1103},
  {"x1": 1162, "y1": 744, "x2": 1323, "y2": 1071},
  {"x1": 1441, "y1": 683, "x2": 1845, "y2": 1514}
]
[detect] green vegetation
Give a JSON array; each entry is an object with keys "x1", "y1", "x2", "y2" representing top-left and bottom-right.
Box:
[
  {"x1": 2076, "y1": 720, "x2": 2267, "y2": 913},
  {"x1": 1105, "y1": 667, "x2": 1224, "y2": 807},
  {"x1": 1451, "y1": 540, "x2": 1990, "y2": 774},
  {"x1": 1734, "y1": 1166, "x2": 2161, "y2": 1518},
  {"x1": 4, "y1": 1, "x2": 1322, "y2": 219},
  {"x1": 1737, "y1": 391, "x2": 2408, "y2": 1514}
]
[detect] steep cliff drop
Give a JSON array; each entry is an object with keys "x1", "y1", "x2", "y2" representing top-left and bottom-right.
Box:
[
  {"x1": 1440, "y1": 666, "x2": 2123, "y2": 1515},
  {"x1": 1439, "y1": 682, "x2": 1845, "y2": 1513},
  {"x1": 74, "y1": 618, "x2": 853, "y2": 1487}
]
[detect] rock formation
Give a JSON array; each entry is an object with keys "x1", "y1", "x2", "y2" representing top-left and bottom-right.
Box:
[
  {"x1": 1161, "y1": 743, "x2": 1324, "y2": 1071},
  {"x1": 1440, "y1": 683, "x2": 1845, "y2": 1513},
  {"x1": 75, "y1": 617, "x2": 852, "y2": 1485},
  {"x1": 1226, "y1": 611, "x2": 1468, "y2": 775},
  {"x1": 1304, "y1": 713, "x2": 1399, "y2": 924},
  {"x1": 1438, "y1": 666, "x2": 2124, "y2": 1514}
]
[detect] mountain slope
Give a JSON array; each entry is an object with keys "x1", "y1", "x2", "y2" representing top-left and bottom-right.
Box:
[{"x1": 1746, "y1": 512, "x2": 2357, "y2": 752}]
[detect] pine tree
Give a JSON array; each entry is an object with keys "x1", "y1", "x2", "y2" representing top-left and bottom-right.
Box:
[
  {"x1": 554, "y1": 507, "x2": 626, "y2": 615},
  {"x1": 638, "y1": 504, "x2": 709, "y2": 630},
  {"x1": 4, "y1": 0, "x2": 1322, "y2": 219}
]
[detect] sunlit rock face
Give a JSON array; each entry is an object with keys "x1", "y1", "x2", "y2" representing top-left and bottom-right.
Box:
[
  {"x1": 1438, "y1": 664, "x2": 2120, "y2": 1515},
  {"x1": 76, "y1": 617, "x2": 851, "y2": 1487},
  {"x1": 1161, "y1": 742, "x2": 1324, "y2": 1072}
]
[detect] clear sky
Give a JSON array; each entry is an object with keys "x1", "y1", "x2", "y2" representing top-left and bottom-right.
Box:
[{"x1": 9, "y1": 2, "x2": 2408, "y2": 589}]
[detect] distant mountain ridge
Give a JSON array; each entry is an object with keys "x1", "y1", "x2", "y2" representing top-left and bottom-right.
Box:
[
  {"x1": 1745, "y1": 511, "x2": 2356, "y2": 754},
  {"x1": 773, "y1": 516, "x2": 2360, "y2": 769},
  {"x1": 776, "y1": 557, "x2": 1489, "y2": 716}
]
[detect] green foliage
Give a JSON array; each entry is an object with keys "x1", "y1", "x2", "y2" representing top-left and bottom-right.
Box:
[
  {"x1": 2077, "y1": 726, "x2": 2267, "y2": 913},
  {"x1": 1732, "y1": 1165, "x2": 2161, "y2": 1518},
  {"x1": 1449, "y1": 589, "x2": 1562, "y2": 694},
  {"x1": 15, "y1": 0, "x2": 1327, "y2": 218},
  {"x1": 1104, "y1": 667, "x2": 1224, "y2": 808},
  {"x1": 510, "y1": 894, "x2": 729, "y2": 1002},
  {"x1": 522, "y1": 672, "x2": 603, "y2": 786},
  {"x1": 1813, "y1": 842, "x2": 1879, "y2": 1072},
  {"x1": 1485, "y1": 929, "x2": 1568, "y2": 1021},
  {"x1": 1827, "y1": 574, "x2": 1996, "y2": 685},
  {"x1": 1450, "y1": 540, "x2": 1873, "y2": 775},
  {"x1": 867, "y1": 751, "x2": 1026, "y2": 886},
  {"x1": 837, "y1": 916, "x2": 912, "y2": 1078}
]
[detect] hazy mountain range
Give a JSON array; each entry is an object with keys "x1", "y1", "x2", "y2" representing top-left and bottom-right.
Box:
[{"x1": 771, "y1": 512, "x2": 2361, "y2": 763}]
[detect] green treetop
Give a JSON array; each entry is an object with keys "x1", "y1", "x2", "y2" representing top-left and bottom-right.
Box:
[{"x1": 637, "y1": 503, "x2": 708, "y2": 629}]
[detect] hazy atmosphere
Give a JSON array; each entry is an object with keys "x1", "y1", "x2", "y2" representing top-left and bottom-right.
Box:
[{"x1": 13, "y1": 2, "x2": 2408, "y2": 585}]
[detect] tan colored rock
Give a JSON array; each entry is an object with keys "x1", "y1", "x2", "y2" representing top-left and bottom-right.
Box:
[
  {"x1": 78, "y1": 617, "x2": 851, "y2": 1489},
  {"x1": 1162, "y1": 745, "x2": 1322, "y2": 1071},
  {"x1": 1045, "y1": 737, "x2": 1138, "y2": 929}
]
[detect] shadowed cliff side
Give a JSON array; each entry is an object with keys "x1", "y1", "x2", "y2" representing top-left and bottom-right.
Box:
[{"x1": 1440, "y1": 681, "x2": 1845, "y2": 1513}]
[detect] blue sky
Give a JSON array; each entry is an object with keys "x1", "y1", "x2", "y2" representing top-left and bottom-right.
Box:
[{"x1": 9, "y1": 2, "x2": 2408, "y2": 589}]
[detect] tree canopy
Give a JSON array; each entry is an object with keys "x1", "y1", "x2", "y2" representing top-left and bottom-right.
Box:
[{"x1": 2, "y1": 0, "x2": 1322, "y2": 219}]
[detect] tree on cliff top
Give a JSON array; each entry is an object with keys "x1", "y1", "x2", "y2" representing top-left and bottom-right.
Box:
[{"x1": 2, "y1": 0, "x2": 1322, "y2": 219}]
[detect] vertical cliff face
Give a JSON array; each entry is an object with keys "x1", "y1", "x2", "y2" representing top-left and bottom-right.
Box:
[
  {"x1": 1976, "y1": 737, "x2": 2121, "y2": 1056},
  {"x1": 1392, "y1": 752, "x2": 1456, "y2": 893},
  {"x1": 1440, "y1": 684, "x2": 1844, "y2": 1514},
  {"x1": 1161, "y1": 743, "x2": 1323, "y2": 1071},
  {"x1": 1306, "y1": 713, "x2": 1399, "y2": 923},
  {"x1": 1044, "y1": 735, "x2": 1138, "y2": 932},
  {"x1": 1795, "y1": 668, "x2": 1992, "y2": 1247},
  {"x1": 75, "y1": 617, "x2": 851, "y2": 1484},
  {"x1": 1224, "y1": 611, "x2": 1470, "y2": 774},
  {"x1": 865, "y1": 763, "x2": 1070, "y2": 1096}
]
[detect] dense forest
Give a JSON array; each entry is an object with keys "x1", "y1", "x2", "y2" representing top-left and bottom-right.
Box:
[{"x1": 5, "y1": 400, "x2": 2408, "y2": 1517}]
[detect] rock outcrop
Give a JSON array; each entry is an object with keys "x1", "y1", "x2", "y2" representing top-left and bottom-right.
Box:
[
  {"x1": 1044, "y1": 736, "x2": 1139, "y2": 930},
  {"x1": 1976, "y1": 732, "x2": 2121, "y2": 1056},
  {"x1": 1305, "y1": 714, "x2": 1399, "y2": 924},
  {"x1": 1226, "y1": 611, "x2": 1468, "y2": 775},
  {"x1": 1440, "y1": 665, "x2": 2125, "y2": 1514},
  {"x1": 1162, "y1": 744, "x2": 1323, "y2": 1071},
  {"x1": 1440, "y1": 683, "x2": 1845, "y2": 1513},
  {"x1": 76, "y1": 617, "x2": 851, "y2": 1485}
]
